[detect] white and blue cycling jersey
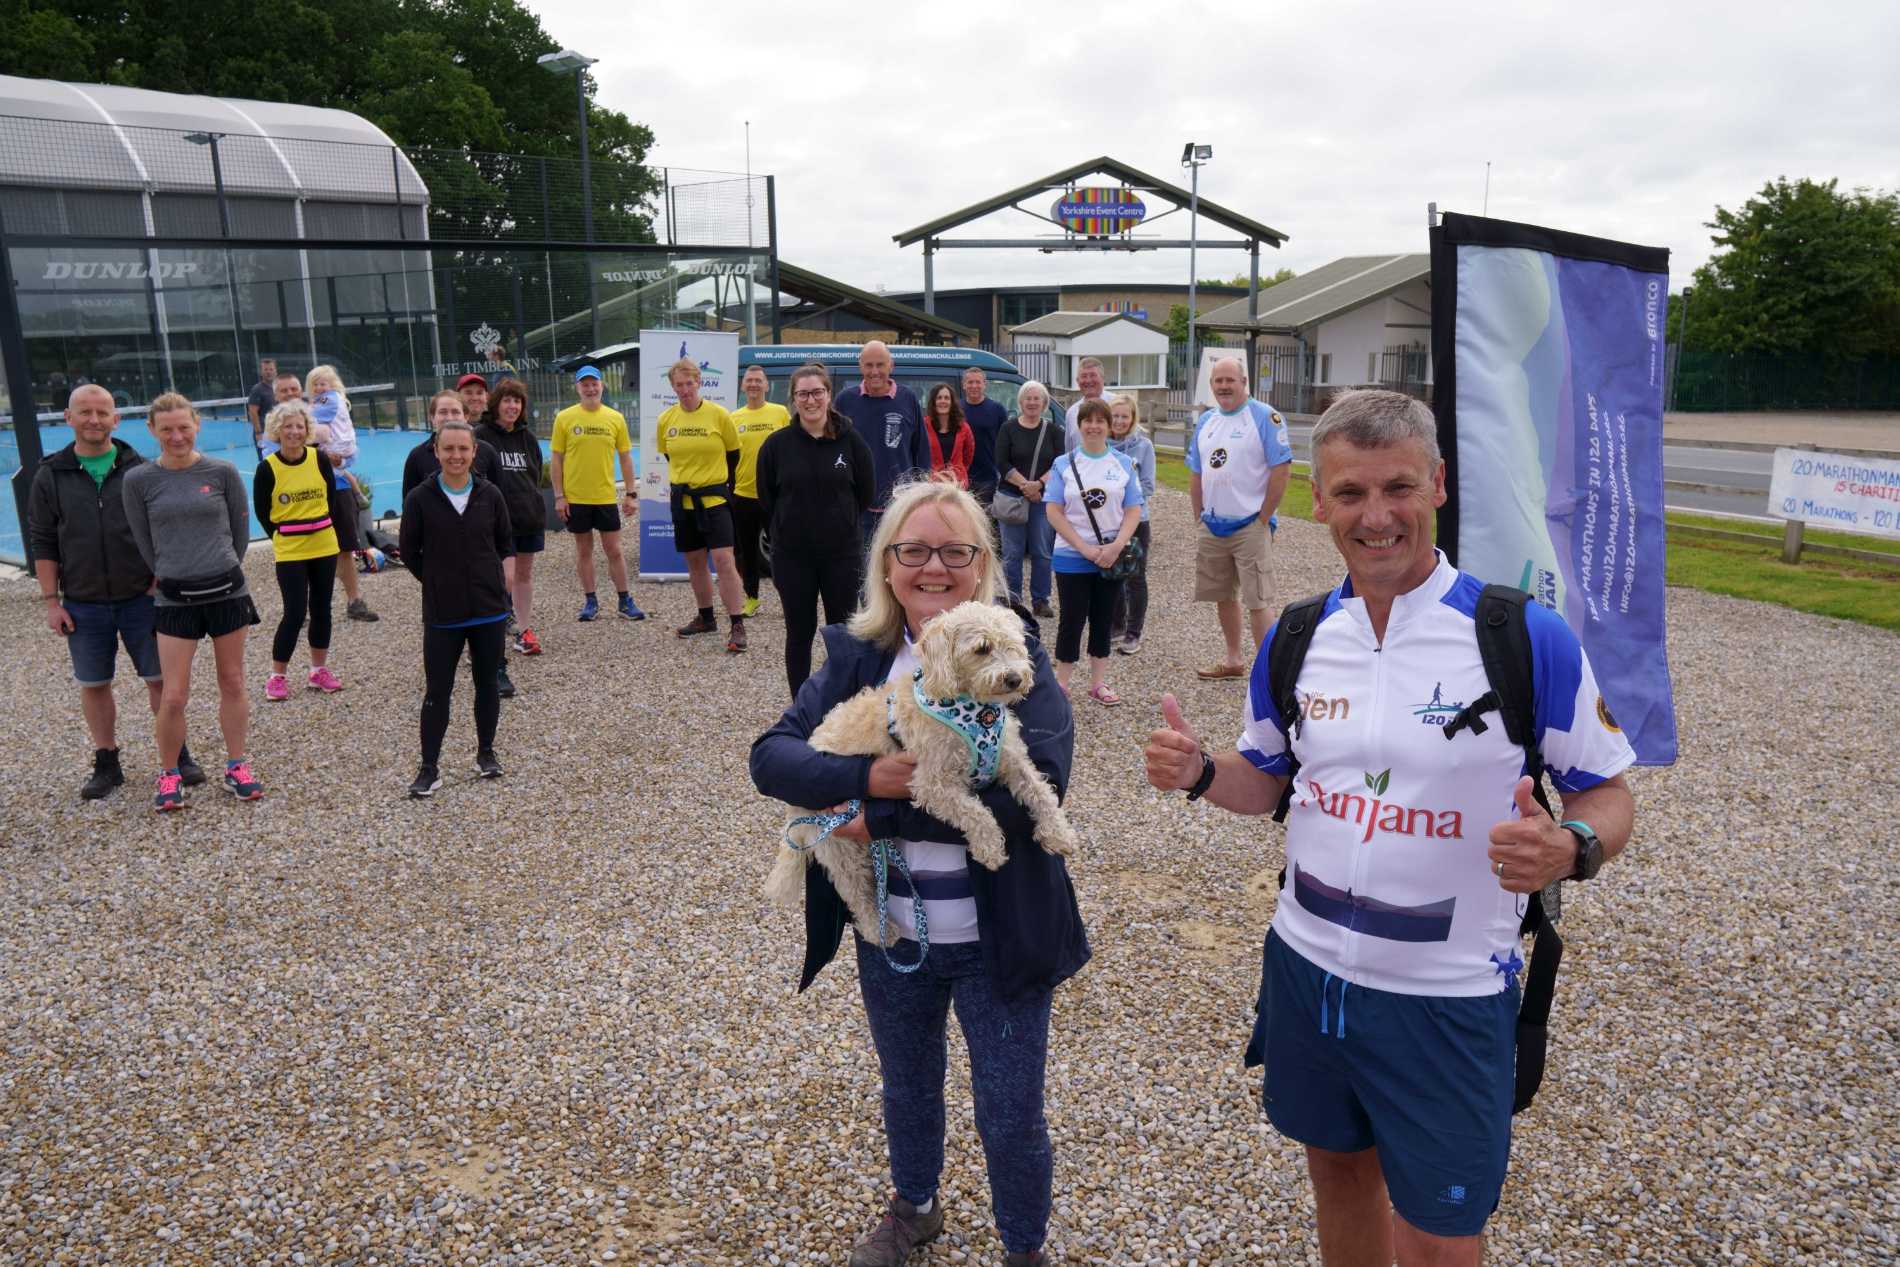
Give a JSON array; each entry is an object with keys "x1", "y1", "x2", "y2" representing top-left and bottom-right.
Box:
[
  {"x1": 1046, "y1": 446, "x2": 1143, "y2": 573},
  {"x1": 1238, "y1": 552, "x2": 1635, "y2": 996},
  {"x1": 1184, "y1": 399, "x2": 1293, "y2": 532}
]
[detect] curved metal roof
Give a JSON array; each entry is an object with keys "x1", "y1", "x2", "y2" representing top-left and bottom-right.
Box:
[{"x1": 0, "y1": 75, "x2": 426, "y2": 203}]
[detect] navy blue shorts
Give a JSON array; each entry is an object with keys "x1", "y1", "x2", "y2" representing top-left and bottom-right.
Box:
[
  {"x1": 65, "y1": 595, "x2": 161, "y2": 685},
  {"x1": 1248, "y1": 931, "x2": 1517, "y2": 1238},
  {"x1": 513, "y1": 531, "x2": 545, "y2": 555}
]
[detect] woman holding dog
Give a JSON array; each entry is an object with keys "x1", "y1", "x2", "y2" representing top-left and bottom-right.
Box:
[{"x1": 750, "y1": 479, "x2": 1084, "y2": 1267}]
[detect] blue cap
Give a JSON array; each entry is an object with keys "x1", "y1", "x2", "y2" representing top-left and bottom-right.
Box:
[{"x1": 573, "y1": 365, "x2": 603, "y2": 382}]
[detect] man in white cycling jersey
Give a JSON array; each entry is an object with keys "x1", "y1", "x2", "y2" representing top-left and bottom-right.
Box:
[{"x1": 1145, "y1": 389, "x2": 1636, "y2": 1267}]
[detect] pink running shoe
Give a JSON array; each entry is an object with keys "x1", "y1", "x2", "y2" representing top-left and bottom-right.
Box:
[
  {"x1": 307, "y1": 666, "x2": 344, "y2": 694},
  {"x1": 152, "y1": 770, "x2": 184, "y2": 812},
  {"x1": 265, "y1": 673, "x2": 289, "y2": 702},
  {"x1": 222, "y1": 761, "x2": 264, "y2": 801}
]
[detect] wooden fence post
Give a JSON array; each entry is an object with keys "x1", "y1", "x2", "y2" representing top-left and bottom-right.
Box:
[{"x1": 1781, "y1": 517, "x2": 1805, "y2": 564}]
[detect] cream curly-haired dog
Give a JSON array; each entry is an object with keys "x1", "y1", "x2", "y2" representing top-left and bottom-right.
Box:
[{"x1": 764, "y1": 600, "x2": 1077, "y2": 943}]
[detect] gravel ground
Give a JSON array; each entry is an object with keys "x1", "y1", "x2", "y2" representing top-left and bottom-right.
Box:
[{"x1": 1, "y1": 487, "x2": 1895, "y2": 1267}]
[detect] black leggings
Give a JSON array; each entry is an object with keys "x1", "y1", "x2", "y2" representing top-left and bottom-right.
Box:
[
  {"x1": 773, "y1": 550, "x2": 861, "y2": 697},
  {"x1": 272, "y1": 554, "x2": 338, "y2": 663},
  {"x1": 1055, "y1": 569, "x2": 1123, "y2": 663},
  {"x1": 1111, "y1": 521, "x2": 1151, "y2": 640},
  {"x1": 420, "y1": 620, "x2": 505, "y2": 765},
  {"x1": 731, "y1": 495, "x2": 767, "y2": 599}
]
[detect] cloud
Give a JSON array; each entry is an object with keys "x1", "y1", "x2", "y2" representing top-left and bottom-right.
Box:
[{"x1": 537, "y1": 0, "x2": 1900, "y2": 294}]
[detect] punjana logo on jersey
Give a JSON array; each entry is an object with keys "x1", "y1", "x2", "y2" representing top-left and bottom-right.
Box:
[
  {"x1": 1296, "y1": 769, "x2": 1465, "y2": 843},
  {"x1": 1412, "y1": 682, "x2": 1464, "y2": 727}
]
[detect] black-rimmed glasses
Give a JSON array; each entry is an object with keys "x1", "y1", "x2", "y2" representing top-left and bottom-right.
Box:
[
  {"x1": 887, "y1": 541, "x2": 979, "y2": 569},
  {"x1": 792, "y1": 388, "x2": 828, "y2": 402}
]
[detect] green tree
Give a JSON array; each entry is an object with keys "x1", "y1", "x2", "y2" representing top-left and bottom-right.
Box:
[
  {"x1": 0, "y1": 0, "x2": 660, "y2": 243},
  {"x1": 1198, "y1": 267, "x2": 1296, "y2": 289},
  {"x1": 1677, "y1": 177, "x2": 1900, "y2": 358}
]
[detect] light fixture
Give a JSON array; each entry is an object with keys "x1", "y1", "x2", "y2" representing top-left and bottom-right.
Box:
[{"x1": 536, "y1": 49, "x2": 597, "y2": 75}]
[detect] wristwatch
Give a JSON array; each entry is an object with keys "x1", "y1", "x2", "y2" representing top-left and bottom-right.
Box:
[
  {"x1": 1185, "y1": 749, "x2": 1217, "y2": 801},
  {"x1": 1563, "y1": 819, "x2": 1603, "y2": 881}
]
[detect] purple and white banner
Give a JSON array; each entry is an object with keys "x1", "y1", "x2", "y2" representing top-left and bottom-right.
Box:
[{"x1": 1431, "y1": 213, "x2": 1678, "y2": 765}]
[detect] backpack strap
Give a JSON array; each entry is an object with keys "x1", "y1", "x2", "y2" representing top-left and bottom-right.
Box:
[
  {"x1": 1450, "y1": 583, "x2": 1566, "y2": 1114},
  {"x1": 1266, "y1": 591, "x2": 1330, "y2": 825}
]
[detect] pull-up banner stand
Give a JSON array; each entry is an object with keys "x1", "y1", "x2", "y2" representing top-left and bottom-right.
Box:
[
  {"x1": 637, "y1": 328, "x2": 742, "y2": 580},
  {"x1": 1430, "y1": 212, "x2": 1678, "y2": 765}
]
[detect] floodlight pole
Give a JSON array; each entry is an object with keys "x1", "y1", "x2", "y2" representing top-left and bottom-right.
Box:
[{"x1": 1182, "y1": 143, "x2": 1211, "y2": 382}]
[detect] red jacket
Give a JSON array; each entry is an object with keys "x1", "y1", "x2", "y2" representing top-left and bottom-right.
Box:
[{"x1": 925, "y1": 421, "x2": 975, "y2": 487}]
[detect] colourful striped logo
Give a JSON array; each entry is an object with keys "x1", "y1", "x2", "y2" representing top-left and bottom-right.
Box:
[{"x1": 1051, "y1": 187, "x2": 1147, "y2": 236}]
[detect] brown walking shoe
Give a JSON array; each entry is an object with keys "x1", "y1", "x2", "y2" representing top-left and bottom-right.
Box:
[
  {"x1": 676, "y1": 613, "x2": 718, "y2": 638},
  {"x1": 848, "y1": 1195, "x2": 944, "y2": 1267},
  {"x1": 726, "y1": 619, "x2": 748, "y2": 653}
]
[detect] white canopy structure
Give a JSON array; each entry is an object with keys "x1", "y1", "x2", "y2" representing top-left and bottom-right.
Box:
[{"x1": 0, "y1": 75, "x2": 428, "y2": 239}]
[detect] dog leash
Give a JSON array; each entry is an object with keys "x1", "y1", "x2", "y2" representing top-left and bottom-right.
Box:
[{"x1": 783, "y1": 799, "x2": 930, "y2": 974}]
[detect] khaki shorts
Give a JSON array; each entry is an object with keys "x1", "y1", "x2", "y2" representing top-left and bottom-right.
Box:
[{"x1": 1195, "y1": 518, "x2": 1272, "y2": 609}]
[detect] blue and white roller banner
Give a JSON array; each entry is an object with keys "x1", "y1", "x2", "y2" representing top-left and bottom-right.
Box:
[
  {"x1": 1430, "y1": 213, "x2": 1678, "y2": 765},
  {"x1": 637, "y1": 327, "x2": 741, "y2": 580}
]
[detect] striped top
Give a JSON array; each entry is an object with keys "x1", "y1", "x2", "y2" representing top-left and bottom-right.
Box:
[{"x1": 881, "y1": 638, "x2": 979, "y2": 945}]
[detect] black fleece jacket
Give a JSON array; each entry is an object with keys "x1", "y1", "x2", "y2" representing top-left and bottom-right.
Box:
[
  {"x1": 398, "y1": 477, "x2": 515, "y2": 625},
  {"x1": 25, "y1": 439, "x2": 154, "y2": 602},
  {"x1": 754, "y1": 414, "x2": 876, "y2": 559}
]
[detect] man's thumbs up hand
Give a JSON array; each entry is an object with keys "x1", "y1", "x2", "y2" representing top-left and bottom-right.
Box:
[{"x1": 1146, "y1": 692, "x2": 1206, "y2": 792}]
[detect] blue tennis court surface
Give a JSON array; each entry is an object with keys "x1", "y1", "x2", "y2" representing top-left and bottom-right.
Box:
[{"x1": 3, "y1": 419, "x2": 569, "y2": 564}]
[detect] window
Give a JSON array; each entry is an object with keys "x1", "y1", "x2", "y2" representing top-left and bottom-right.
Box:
[
  {"x1": 1320, "y1": 353, "x2": 1333, "y2": 384},
  {"x1": 1369, "y1": 352, "x2": 1378, "y2": 383},
  {"x1": 1054, "y1": 353, "x2": 1073, "y2": 387},
  {"x1": 1101, "y1": 353, "x2": 1162, "y2": 387},
  {"x1": 999, "y1": 291, "x2": 1058, "y2": 327}
]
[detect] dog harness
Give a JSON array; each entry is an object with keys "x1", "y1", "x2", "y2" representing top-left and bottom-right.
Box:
[{"x1": 905, "y1": 669, "x2": 1005, "y2": 786}]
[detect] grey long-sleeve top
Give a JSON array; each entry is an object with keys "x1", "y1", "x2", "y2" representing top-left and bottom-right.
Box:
[{"x1": 122, "y1": 456, "x2": 250, "y2": 605}]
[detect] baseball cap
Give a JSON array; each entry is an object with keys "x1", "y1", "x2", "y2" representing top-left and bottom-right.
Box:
[
  {"x1": 573, "y1": 365, "x2": 603, "y2": 382},
  {"x1": 455, "y1": 372, "x2": 488, "y2": 390}
]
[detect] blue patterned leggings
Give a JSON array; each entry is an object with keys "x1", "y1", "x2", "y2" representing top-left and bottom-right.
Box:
[{"x1": 854, "y1": 936, "x2": 1054, "y2": 1254}]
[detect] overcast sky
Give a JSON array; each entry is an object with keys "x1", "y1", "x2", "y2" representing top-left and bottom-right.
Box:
[{"x1": 535, "y1": 0, "x2": 1899, "y2": 297}]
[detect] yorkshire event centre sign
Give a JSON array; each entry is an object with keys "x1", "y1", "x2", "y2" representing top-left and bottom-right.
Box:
[{"x1": 1052, "y1": 187, "x2": 1147, "y2": 235}]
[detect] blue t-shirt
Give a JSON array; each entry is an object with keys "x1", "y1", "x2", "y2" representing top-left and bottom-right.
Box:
[
  {"x1": 1046, "y1": 446, "x2": 1144, "y2": 574},
  {"x1": 961, "y1": 397, "x2": 1008, "y2": 489},
  {"x1": 834, "y1": 383, "x2": 927, "y2": 510}
]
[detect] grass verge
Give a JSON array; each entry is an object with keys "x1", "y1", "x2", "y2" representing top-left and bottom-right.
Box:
[{"x1": 1155, "y1": 456, "x2": 1900, "y2": 632}]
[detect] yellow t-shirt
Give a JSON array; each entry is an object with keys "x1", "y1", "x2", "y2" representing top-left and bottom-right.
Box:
[
  {"x1": 550, "y1": 403, "x2": 631, "y2": 505},
  {"x1": 729, "y1": 402, "x2": 790, "y2": 499},
  {"x1": 657, "y1": 401, "x2": 740, "y2": 507}
]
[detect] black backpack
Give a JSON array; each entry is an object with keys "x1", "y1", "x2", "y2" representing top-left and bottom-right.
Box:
[{"x1": 1265, "y1": 582, "x2": 1561, "y2": 1115}]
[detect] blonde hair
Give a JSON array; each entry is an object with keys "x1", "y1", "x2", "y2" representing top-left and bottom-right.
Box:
[
  {"x1": 667, "y1": 357, "x2": 701, "y2": 385},
  {"x1": 1108, "y1": 393, "x2": 1143, "y2": 436},
  {"x1": 848, "y1": 479, "x2": 1002, "y2": 651},
  {"x1": 147, "y1": 391, "x2": 197, "y2": 423},
  {"x1": 264, "y1": 399, "x2": 314, "y2": 443},
  {"x1": 305, "y1": 364, "x2": 349, "y2": 408}
]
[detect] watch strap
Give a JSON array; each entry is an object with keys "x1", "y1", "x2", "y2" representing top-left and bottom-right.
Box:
[{"x1": 1185, "y1": 749, "x2": 1217, "y2": 801}]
